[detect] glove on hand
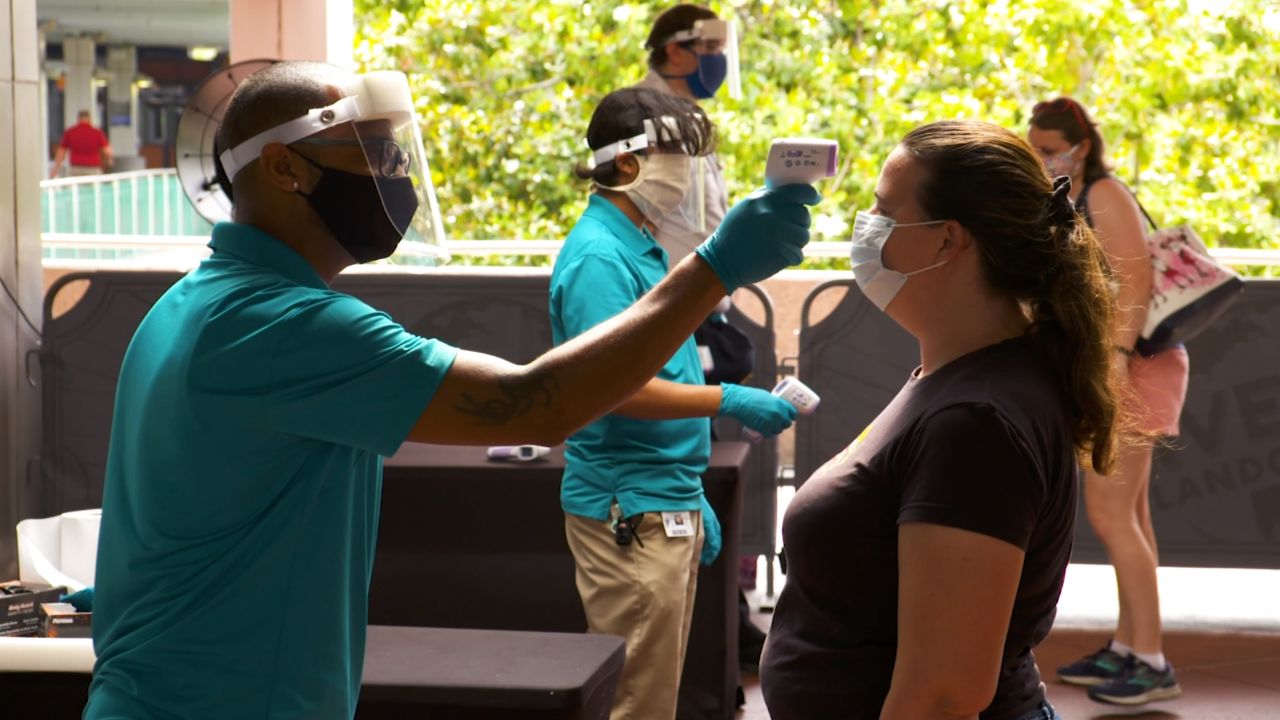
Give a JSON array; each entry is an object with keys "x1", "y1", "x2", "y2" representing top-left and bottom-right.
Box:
[
  {"x1": 695, "y1": 184, "x2": 822, "y2": 291},
  {"x1": 699, "y1": 495, "x2": 722, "y2": 566},
  {"x1": 719, "y1": 383, "x2": 797, "y2": 438}
]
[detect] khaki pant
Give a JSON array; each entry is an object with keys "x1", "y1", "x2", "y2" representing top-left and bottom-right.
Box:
[
  {"x1": 564, "y1": 509, "x2": 703, "y2": 720},
  {"x1": 67, "y1": 166, "x2": 103, "y2": 177}
]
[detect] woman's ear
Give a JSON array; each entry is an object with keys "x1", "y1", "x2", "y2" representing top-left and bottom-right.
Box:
[
  {"x1": 612, "y1": 153, "x2": 641, "y2": 185},
  {"x1": 1078, "y1": 138, "x2": 1092, "y2": 160},
  {"x1": 940, "y1": 220, "x2": 972, "y2": 260}
]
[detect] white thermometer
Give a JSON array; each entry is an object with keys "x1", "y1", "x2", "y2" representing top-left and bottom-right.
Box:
[
  {"x1": 765, "y1": 138, "x2": 839, "y2": 186},
  {"x1": 742, "y1": 377, "x2": 821, "y2": 442},
  {"x1": 486, "y1": 445, "x2": 551, "y2": 462}
]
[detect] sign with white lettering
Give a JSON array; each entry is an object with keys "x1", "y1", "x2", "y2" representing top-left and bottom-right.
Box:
[{"x1": 1074, "y1": 281, "x2": 1280, "y2": 567}]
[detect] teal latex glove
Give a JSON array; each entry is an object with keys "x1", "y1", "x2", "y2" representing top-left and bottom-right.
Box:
[
  {"x1": 695, "y1": 184, "x2": 822, "y2": 292},
  {"x1": 699, "y1": 494, "x2": 722, "y2": 566},
  {"x1": 718, "y1": 383, "x2": 798, "y2": 438}
]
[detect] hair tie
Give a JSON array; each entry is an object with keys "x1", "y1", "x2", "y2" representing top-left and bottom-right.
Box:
[{"x1": 1048, "y1": 175, "x2": 1076, "y2": 229}]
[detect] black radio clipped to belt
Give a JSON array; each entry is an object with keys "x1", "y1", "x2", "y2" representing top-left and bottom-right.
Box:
[{"x1": 613, "y1": 514, "x2": 644, "y2": 548}]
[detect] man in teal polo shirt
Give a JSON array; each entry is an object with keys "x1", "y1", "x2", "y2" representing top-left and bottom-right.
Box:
[
  {"x1": 85, "y1": 62, "x2": 820, "y2": 720},
  {"x1": 552, "y1": 88, "x2": 798, "y2": 720}
]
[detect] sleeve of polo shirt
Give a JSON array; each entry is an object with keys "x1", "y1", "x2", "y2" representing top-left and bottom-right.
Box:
[
  {"x1": 896, "y1": 403, "x2": 1046, "y2": 550},
  {"x1": 554, "y1": 254, "x2": 647, "y2": 340},
  {"x1": 265, "y1": 293, "x2": 458, "y2": 456}
]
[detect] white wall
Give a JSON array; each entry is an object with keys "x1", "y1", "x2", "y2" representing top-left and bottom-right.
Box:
[{"x1": 0, "y1": 0, "x2": 44, "y2": 578}]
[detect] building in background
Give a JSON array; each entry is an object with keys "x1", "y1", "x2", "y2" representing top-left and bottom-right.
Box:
[
  {"x1": 39, "y1": 0, "x2": 231, "y2": 173},
  {"x1": 0, "y1": 0, "x2": 357, "y2": 575}
]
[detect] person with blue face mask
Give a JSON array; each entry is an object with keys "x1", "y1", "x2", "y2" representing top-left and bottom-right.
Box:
[
  {"x1": 552, "y1": 87, "x2": 807, "y2": 720},
  {"x1": 635, "y1": 4, "x2": 741, "y2": 262},
  {"x1": 634, "y1": 7, "x2": 767, "y2": 681},
  {"x1": 762, "y1": 121, "x2": 1127, "y2": 720}
]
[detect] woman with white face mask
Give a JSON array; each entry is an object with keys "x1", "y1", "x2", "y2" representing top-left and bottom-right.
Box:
[
  {"x1": 549, "y1": 87, "x2": 800, "y2": 720},
  {"x1": 1030, "y1": 97, "x2": 1189, "y2": 706},
  {"x1": 761, "y1": 120, "x2": 1124, "y2": 720}
]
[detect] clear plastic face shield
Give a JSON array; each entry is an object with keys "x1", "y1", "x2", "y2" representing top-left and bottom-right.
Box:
[
  {"x1": 218, "y1": 71, "x2": 449, "y2": 264},
  {"x1": 661, "y1": 18, "x2": 742, "y2": 100},
  {"x1": 591, "y1": 116, "x2": 708, "y2": 231}
]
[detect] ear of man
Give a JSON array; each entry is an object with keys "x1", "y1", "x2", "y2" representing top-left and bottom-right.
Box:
[
  {"x1": 663, "y1": 41, "x2": 696, "y2": 74},
  {"x1": 257, "y1": 144, "x2": 309, "y2": 194}
]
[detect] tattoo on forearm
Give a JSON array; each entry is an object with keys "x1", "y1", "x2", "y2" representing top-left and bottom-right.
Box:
[{"x1": 455, "y1": 371, "x2": 561, "y2": 425}]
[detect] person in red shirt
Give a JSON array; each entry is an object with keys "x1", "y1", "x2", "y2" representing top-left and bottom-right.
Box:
[{"x1": 50, "y1": 110, "x2": 113, "y2": 178}]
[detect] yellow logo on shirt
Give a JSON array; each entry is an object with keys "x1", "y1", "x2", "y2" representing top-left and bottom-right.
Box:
[{"x1": 813, "y1": 424, "x2": 872, "y2": 476}]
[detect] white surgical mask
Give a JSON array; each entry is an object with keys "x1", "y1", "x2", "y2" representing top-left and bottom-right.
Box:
[
  {"x1": 599, "y1": 153, "x2": 693, "y2": 224},
  {"x1": 850, "y1": 211, "x2": 948, "y2": 311}
]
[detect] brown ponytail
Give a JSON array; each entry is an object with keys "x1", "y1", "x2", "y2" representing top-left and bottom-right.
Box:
[
  {"x1": 901, "y1": 120, "x2": 1121, "y2": 474},
  {"x1": 1037, "y1": 211, "x2": 1121, "y2": 473}
]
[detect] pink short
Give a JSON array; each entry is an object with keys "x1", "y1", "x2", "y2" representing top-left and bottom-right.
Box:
[{"x1": 1127, "y1": 346, "x2": 1190, "y2": 437}]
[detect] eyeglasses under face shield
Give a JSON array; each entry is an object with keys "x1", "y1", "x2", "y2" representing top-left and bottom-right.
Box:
[
  {"x1": 218, "y1": 71, "x2": 449, "y2": 264},
  {"x1": 292, "y1": 136, "x2": 413, "y2": 178}
]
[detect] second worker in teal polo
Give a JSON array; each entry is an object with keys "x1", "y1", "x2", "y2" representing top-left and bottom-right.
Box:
[{"x1": 551, "y1": 87, "x2": 800, "y2": 720}]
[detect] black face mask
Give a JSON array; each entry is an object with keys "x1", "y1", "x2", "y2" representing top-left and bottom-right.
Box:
[{"x1": 293, "y1": 151, "x2": 420, "y2": 263}]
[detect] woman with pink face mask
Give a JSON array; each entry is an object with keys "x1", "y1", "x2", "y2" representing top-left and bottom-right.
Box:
[{"x1": 1029, "y1": 97, "x2": 1190, "y2": 706}]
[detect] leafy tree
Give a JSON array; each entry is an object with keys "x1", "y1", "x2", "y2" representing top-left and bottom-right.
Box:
[{"x1": 355, "y1": 0, "x2": 1280, "y2": 269}]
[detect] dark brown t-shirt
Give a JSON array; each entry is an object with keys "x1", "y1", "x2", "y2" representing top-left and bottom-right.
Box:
[{"x1": 760, "y1": 336, "x2": 1078, "y2": 720}]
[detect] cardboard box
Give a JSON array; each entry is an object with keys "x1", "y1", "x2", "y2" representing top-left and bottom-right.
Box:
[
  {"x1": 0, "y1": 581, "x2": 67, "y2": 637},
  {"x1": 40, "y1": 602, "x2": 92, "y2": 639}
]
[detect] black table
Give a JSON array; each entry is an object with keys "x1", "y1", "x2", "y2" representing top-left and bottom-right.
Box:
[
  {"x1": 0, "y1": 626, "x2": 623, "y2": 719},
  {"x1": 358, "y1": 626, "x2": 624, "y2": 719},
  {"x1": 371, "y1": 442, "x2": 749, "y2": 720}
]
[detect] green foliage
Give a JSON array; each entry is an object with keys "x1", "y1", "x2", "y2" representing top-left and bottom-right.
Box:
[{"x1": 355, "y1": 0, "x2": 1280, "y2": 267}]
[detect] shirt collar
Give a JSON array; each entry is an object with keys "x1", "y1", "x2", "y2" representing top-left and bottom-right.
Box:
[
  {"x1": 584, "y1": 195, "x2": 667, "y2": 263},
  {"x1": 207, "y1": 222, "x2": 329, "y2": 290},
  {"x1": 638, "y1": 69, "x2": 677, "y2": 96}
]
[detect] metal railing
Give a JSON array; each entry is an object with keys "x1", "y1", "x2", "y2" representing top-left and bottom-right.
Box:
[
  {"x1": 40, "y1": 233, "x2": 1280, "y2": 268},
  {"x1": 802, "y1": 243, "x2": 1280, "y2": 267},
  {"x1": 39, "y1": 171, "x2": 1280, "y2": 268},
  {"x1": 41, "y1": 169, "x2": 212, "y2": 238}
]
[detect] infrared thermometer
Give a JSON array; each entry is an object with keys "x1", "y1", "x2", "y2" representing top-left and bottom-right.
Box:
[
  {"x1": 486, "y1": 445, "x2": 551, "y2": 462},
  {"x1": 743, "y1": 377, "x2": 821, "y2": 442},
  {"x1": 764, "y1": 138, "x2": 839, "y2": 186}
]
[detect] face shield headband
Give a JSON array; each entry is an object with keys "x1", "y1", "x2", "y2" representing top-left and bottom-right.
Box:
[
  {"x1": 218, "y1": 71, "x2": 449, "y2": 265},
  {"x1": 657, "y1": 18, "x2": 742, "y2": 100}
]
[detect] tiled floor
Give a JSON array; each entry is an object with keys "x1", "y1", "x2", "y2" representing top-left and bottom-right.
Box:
[{"x1": 734, "y1": 564, "x2": 1280, "y2": 719}]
